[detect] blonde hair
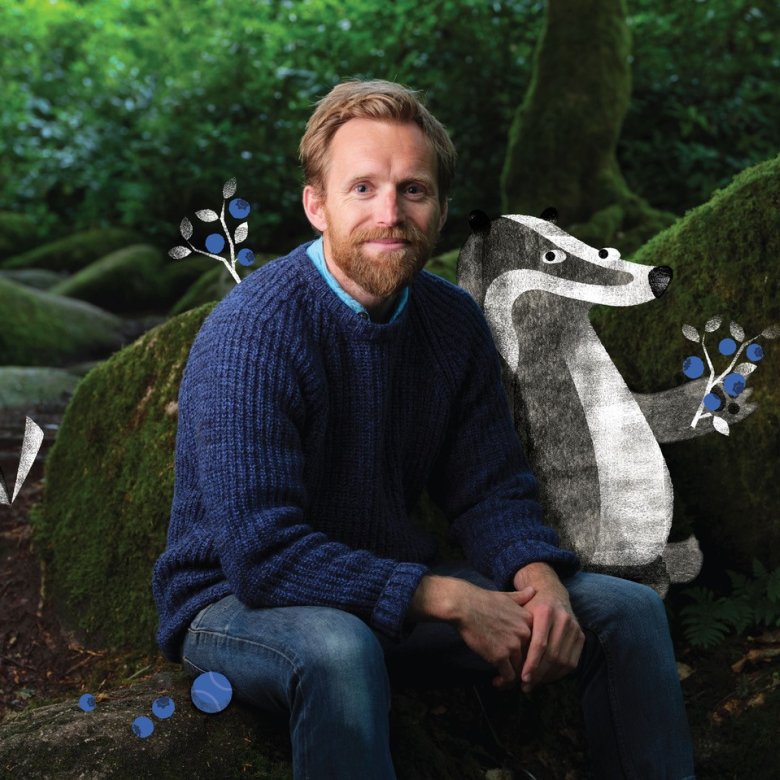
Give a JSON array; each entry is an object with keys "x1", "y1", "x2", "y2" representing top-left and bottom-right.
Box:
[{"x1": 299, "y1": 79, "x2": 456, "y2": 206}]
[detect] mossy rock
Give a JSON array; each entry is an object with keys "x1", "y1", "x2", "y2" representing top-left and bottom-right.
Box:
[
  {"x1": 51, "y1": 244, "x2": 175, "y2": 314},
  {"x1": 168, "y1": 256, "x2": 272, "y2": 316},
  {"x1": 31, "y1": 304, "x2": 216, "y2": 652},
  {"x1": 0, "y1": 277, "x2": 127, "y2": 367},
  {"x1": 1, "y1": 228, "x2": 140, "y2": 273},
  {"x1": 591, "y1": 153, "x2": 780, "y2": 572},
  {"x1": 427, "y1": 249, "x2": 459, "y2": 285},
  {"x1": 0, "y1": 211, "x2": 41, "y2": 260},
  {"x1": 0, "y1": 367, "x2": 81, "y2": 410},
  {"x1": 0, "y1": 267, "x2": 66, "y2": 290}
]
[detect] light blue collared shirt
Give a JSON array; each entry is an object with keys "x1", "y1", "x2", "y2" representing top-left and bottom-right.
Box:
[{"x1": 306, "y1": 237, "x2": 409, "y2": 323}]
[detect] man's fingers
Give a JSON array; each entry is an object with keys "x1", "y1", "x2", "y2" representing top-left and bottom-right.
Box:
[
  {"x1": 493, "y1": 658, "x2": 517, "y2": 688},
  {"x1": 508, "y1": 585, "x2": 535, "y2": 606}
]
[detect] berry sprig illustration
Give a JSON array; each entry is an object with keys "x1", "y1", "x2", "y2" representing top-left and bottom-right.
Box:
[
  {"x1": 168, "y1": 177, "x2": 255, "y2": 284},
  {"x1": 682, "y1": 315, "x2": 778, "y2": 435}
]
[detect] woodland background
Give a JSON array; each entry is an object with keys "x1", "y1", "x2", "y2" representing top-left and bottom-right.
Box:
[{"x1": 1, "y1": 0, "x2": 779, "y2": 777}]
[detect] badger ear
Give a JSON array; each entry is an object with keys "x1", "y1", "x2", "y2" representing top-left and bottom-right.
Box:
[
  {"x1": 540, "y1": 207, "x2": 558, "y2": 224},
  {"x1": 468, "y1": 209, "x2": 491, "y2": 234}
]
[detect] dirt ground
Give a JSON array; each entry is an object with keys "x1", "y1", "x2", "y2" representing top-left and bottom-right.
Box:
[{"x1": 1, "y1": 481, "x2": 779, "y2": 778}]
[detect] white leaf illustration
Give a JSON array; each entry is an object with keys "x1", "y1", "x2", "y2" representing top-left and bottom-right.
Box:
[
  {"x1": 180, "y1": 217, "x2": 193, "y2": 240},
  {"x1": 234, "y1": 222, "x2": 248, "y2": 244},
  {"x1": 704, "y1": 315, "x2": 722, "y2": 332},
  {"x1": 223, "y1": 177, "x2": 238, "y2": 199},
  {"x1": 733, "y1": 362, "x2": 757, "y2": 377},
  {"x1": 168, "y1": 246, "x2": 192, "y2": 259},
  {"x1": 761, "y1": 323, "x2": 780, "y2": 339},
  {"x1": 729, "y1": 321, "x2": 745, "y2": 342},
  {"x1": 682, "y1": 324, "x2": 700, "y2": 343},
  {"x1": 195, "y1": 209, "x2": 219, "y2": 222},
  {"x1": 712, "y1": 416, "x2": 730, "y2": 436}
]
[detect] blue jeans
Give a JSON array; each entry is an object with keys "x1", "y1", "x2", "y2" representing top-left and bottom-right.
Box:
[{"x1": 180, "y1": 563, "x2": 695, "y2": 779}]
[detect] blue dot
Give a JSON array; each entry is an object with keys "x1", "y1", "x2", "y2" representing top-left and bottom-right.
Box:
[
  {"x1": 237, "y1": 248, "x2": 255, "y2": 266},
  {"x1": 682, "y1": 355, "x2": 704, "y2": 379},
  {"x1": 723, "y1": 372, "x2": 745, "y2": 397},
  {"x1": 191, "y1": 671, "x2": 233, "y2": 714},
  {"x1": 703, "y1": 393, "x2": 721, "y2": 411},
  {"x1": 746, "y1": 343, "x2": 764, "y2": 362},
  {"x1": 205, "y1": 233, "x2": 225, "y2": 254},
  {"x1": 78, "y1": 693, "x2": 96, "y2": 712},
  {"x1": 132, "y1": 715, "x2": 154, "y2": 738},
  {"x1": 152, "y1": 696, "x2": 175, "y2": 719},
  {"x1": 228, "y1": 198, "x2": 251, "y2": 219},
  {"x1": 718, "y1": 338, "x2": 737, "y2": 356}
]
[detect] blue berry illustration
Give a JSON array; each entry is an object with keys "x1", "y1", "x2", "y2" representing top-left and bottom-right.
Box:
[
  {"x1": 191, "y1": 671, "x2": 233, "y2": 714},
  {"x1": 718, "y1": 337, "x2": 737, "y2": 356},
  {"x1": 78, "y1": 693, "x2": 96, "y2": 712},
  {"x1": 229, "y1": 198, "x2": 251, "y2": 219},
  {"x1": 152, "y1": 696, "x2": 175, "y2": 719},
  {"x1": 237, "y1": 248, "x2": 255, "y2": 267},
  {"x1": 723, "y1": 372, "x2": 745, "y2": 397},
  {"x1": 746, "y1": 343, "x2": 764, "y2": 362},
  {"x1": 703, "y1": 393, "x2": 721, "y2": 411},
  {"x1": 205, "y1": 233, "x2": 226, "y2": 254},
  {"x1": 683, "y1": 356, "x2": 705, "y2": 379},
  {"x1": 132, "y1": 715, "x2": 154, "y2": 738}
]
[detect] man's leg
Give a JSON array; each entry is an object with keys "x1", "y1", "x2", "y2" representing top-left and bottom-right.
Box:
[
  {"x1": 180, "y1": 595, "x2": 396, "y2": 780},
  {"x1": 563, "y1": 571, "x2": 696, "y2": 780}
]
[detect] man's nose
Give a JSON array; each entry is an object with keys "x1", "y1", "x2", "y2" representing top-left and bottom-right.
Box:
[{"x1": 375, "y1": 188, "x2": 401, "y2": 226}]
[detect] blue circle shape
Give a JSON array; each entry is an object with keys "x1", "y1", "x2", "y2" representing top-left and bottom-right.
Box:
[
  {"x1": 237, "y1": 248, "x2": 255, "y2": 267},
  {"x1": 228, "y1": 198, "x2": 251, "y2": 219},
  {"x1": 718, "y1": 338, "x2": 737, "y2": 356},
  {"x1": 78, "y1": 693, "x2": 96, "y2": 712},
  {"x1": 703, "y1": 392, "x2": 721, "y2": 411},
  {"x1": 723, "y1": 372, "x2": 745, "y2": 397},
  {"x1": 132, "y1": 715, "x2": 154, "y2": 738},
  {"x1": 205, "y1": 233, "x2": 225, "y2": 254},
  {"x1": 746, "y1": 343, "x2": 764, "y2": 362},
  {"x1": 152, "y1": 696, "x2": 175, "y2": 719},
  {"x1": 682, "y1": 355, "x2": 705, "y2": 379},
  {"x1": 191, "y1": 671, "x2": 233, "y2": 714}
]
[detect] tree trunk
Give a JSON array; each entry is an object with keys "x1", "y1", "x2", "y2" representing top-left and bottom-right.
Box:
[{"x1": 501, "y1": 0, "x2": 673, "y2": 251}]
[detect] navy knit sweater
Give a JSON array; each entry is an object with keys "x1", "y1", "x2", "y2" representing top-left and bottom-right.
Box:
[{"x1": 152, "y1": 241, "x2": 579, "y2": 661}]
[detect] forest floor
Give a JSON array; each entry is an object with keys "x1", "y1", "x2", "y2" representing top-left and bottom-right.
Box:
[{"x1": 1, "y1": 478, "x2": 779, "y2": 778}]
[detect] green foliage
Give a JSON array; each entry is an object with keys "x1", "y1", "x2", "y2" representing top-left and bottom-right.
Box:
[{"x1": 680, "y1": 560, "x2": 780, "y2": 648}]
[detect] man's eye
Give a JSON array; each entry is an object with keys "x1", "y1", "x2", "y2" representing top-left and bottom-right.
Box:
[
  {"x1": 354, "y1": 183, "x2": 369, "y2": 194},
  {"x1": 405, "y1": 184, "x2": 425, "y2": 196}
]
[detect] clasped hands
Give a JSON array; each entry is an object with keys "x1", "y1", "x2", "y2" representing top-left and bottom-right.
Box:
[{"x1": 409, "y1": 562, "x2": 585, "y2": 693}]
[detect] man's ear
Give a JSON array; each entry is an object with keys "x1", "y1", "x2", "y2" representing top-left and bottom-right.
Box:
[
  {"x1": 302, "y1": 185, "x2": 328, "y2": 233},
  {"x1": 438, "y1": 198, "x2": 449, "y2": 232}
]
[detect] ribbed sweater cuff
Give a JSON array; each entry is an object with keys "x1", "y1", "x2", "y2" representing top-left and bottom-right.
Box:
[
  {"x1": 371, "y1": 562, "x2": 430, "y2": 639},
  {"x1": 492, "y1": 541, "x2": 580, "y2": 590}
]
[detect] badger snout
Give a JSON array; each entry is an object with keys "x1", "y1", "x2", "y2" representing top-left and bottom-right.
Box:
[{"x1": 649, "y1": 266, "x2": 673, "y2": 298}]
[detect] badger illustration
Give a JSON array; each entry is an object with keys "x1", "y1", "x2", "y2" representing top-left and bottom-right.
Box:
[{"x1": 458, "y1": 210, "x2": 754, "y2": 594}]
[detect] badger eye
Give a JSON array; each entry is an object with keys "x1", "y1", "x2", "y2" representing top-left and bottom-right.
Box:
[
  {"x1": 598, "y1": 247, "x2": 621, "y2": 260},
  {"x1": 542, "y1": 249, "x2": 566, "y2": 264}
]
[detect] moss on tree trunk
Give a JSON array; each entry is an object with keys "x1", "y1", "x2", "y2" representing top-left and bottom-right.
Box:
[{"x1": 501, "y1": 0, "x2": 674, "y2": 251}]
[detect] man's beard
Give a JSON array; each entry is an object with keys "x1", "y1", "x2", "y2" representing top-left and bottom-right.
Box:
[{"x1": 326, "y1": 216, "x2": 439, "y2": 298}]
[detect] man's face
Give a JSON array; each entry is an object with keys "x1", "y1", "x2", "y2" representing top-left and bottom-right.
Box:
[{"x1": 303, "y1": 118, "x2": 448, "y2": 299}]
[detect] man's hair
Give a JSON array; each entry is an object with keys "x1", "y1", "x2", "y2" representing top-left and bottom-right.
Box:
[{"x1": 299, "y1": 79, "x2": 456, "y2": 206}]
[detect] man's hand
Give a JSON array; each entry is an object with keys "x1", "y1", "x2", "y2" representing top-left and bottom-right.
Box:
[
  {"x1": 512, "y1": 562, "x2": 585, "y2": 694},
  {"x1": 409, "y1": 575, "x2": 537, "y2": 689}
]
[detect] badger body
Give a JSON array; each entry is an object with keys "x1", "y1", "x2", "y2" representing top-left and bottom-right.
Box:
[{"x1": 458, "y1": 213, "x2": 683, "y2": 587}]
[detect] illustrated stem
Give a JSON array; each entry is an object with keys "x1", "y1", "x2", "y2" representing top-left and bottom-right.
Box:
[
  {"x1": 186, "y1": 241, "x2": 241, "y2": 284},
  {"x1": 219, "y1": 201, "x2": 237, "y2": 276}
]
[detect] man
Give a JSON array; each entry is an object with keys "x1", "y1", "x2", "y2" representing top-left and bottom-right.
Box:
[{"x1": 153, "y1": 79, "x2": 695, "y2": 779}]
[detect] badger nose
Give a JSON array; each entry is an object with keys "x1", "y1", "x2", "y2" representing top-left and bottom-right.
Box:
[{"x1": 649, "y1": 266, "x2": 672, "y2": 298}]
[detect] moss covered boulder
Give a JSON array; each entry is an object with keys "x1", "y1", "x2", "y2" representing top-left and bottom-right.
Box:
[
  {"x1": 0, "y1": 267, "x2": 66, "y2": 290},
  {"x1": 51, "y1": 244, "x2": 179, "y2": 313},
  {"x1": 31, "y1": 304, "x2": 215, "y2": 652},
  {"x1": 0, "y1": 211, "x2": 42, "y2": 260},
  {"x1": 1, "y1": 228, "x2": 139, "y2": 273},
  {"x1": 591, "y1": 153, "x2": 780, "y2": 572},
  {"x1": 0, "y1": 367, "x2": 81, "y2": 411},
  {"x1": 0, "y1": 277, "x2": 127, "y2": 367}
]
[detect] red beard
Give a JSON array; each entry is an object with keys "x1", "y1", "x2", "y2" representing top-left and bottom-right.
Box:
[{"x1": 327, "y1": 220, "x2": 438, "y2": 298}]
